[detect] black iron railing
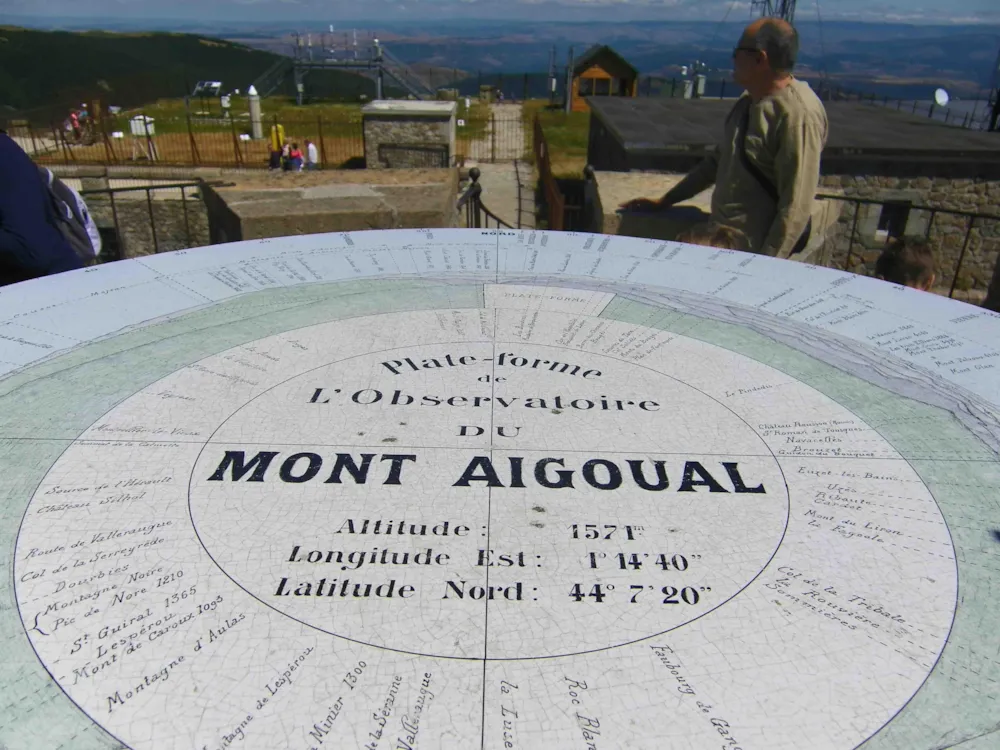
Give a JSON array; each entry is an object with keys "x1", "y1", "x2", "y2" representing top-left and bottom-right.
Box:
[
  {"x1": 513, "y1": 159, "x2": 526, "y2": 229},
  {"x1": 457, "y1": 168, "x2": 513, "y2": 229},
  {"x1": 815, "y1": 193, "x2": 1000, "y2": 297},
  {"x1": 79, "y1": 181, "x2": 218, "y2": 260},
  {"x1": 635, "y1": 76, "x2": 995, "y2": 131}
]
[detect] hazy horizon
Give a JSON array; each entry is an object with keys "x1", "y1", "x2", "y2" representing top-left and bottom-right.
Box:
[{"x1": 4, "y1": 0, "x2": 999, "y2": 26}]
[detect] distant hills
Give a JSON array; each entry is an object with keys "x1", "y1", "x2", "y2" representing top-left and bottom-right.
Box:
[
  {"x1": 367, "y1": 21, "x2": 1000, "y2": 96},
  {"x1": 1, "y1": 20, "x2": 996, "y2": 123},
  {"x1": 0, "y1": 27, "x2": 393, "y2": 123},
  {"x1": 225, "y1": 20, "x2": 999, "y2": 100}
]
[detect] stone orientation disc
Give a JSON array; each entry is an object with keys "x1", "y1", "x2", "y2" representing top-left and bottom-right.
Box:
[{"x1": 1, "y1": 228, "x2": 998, "y2": 750}]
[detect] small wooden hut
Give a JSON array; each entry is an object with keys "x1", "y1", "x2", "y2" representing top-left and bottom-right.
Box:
[{"x1": 570, "y1": 45, "x2": 639, "y2": 113}]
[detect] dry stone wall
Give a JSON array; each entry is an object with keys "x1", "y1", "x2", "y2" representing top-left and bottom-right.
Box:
[{"x1": 819, "y1": 175, "x2": 1000, "y2": 295}]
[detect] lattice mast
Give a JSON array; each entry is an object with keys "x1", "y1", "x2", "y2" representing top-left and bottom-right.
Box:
[{"x1": 750, "y1": 0, "x2": 798, "y2": 23}]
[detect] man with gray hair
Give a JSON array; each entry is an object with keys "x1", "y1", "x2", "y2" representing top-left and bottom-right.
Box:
[{"x1": 620, "y1": 19, "x2": 828, "y2": 258}]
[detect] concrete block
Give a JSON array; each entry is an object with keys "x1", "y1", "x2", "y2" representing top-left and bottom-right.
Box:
[{"x1": 201, "y1": 169, "x2": 460, "y2": 243}]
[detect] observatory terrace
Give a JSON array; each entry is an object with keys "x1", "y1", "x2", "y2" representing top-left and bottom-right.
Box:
[{"x1": 587, "y1": 99, "x2": 1000, "y2": 177}]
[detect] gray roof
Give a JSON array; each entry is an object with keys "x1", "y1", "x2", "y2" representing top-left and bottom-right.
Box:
[
  {"x1": 587, "y1": 98, "x2": 1000, "y2": 159},
  {"x1": 573, "y1": 45, "x2": 639, "y2": 78}
]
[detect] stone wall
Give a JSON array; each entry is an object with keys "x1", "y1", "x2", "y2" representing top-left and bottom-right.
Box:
[
  {"x1": 363, "y1": 116, "x2": 454, "y2": 169},
  {"x1": 51, "y1": 166, "x2": 217, "y2": 260},
  {"x1": 69, "y1": 189, "x2": 209, "y2": 261},
  {"x1": 819, "y1": 175, "x2": 1000, "y2": 295},
  {"x1": 86, "y1": 195, "x2": 211, "y2": 260}
]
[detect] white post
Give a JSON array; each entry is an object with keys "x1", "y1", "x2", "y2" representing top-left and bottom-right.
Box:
[{"x1": 248, "y1": 85, "x2": 263, "y2": 140}]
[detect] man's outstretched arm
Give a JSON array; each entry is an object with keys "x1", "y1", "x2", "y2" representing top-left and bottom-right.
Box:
[{"x1": 618, "y1": 153, "x2": 718, "y2": 212}]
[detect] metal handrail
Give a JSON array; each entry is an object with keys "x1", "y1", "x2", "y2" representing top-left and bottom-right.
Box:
[
  {"x1": 635, "y1": 76, "x2": 995, "y2": 131},
  {"x1": 456, "y1": 168, "x2": 513, "y2": 229},
  {"x1": 252, "y1": 57, "x2": 295, "y2": 98},
  {"x1": 79, "y1": 181, "x2": 208, "y2": 196},
  {"x1": 513, "y1": 158, "x2": 525, "y2": 230},
  {"x1": 78, "y1": 180, "x2": 218, "y2": 260},
  {"x1": 379, "y1": 47, "x2": 436, "y2": 99},
  {"x1": 815, "y1": 193, "x2": 1000, "y2": 222},
  {"x1": 814, "y1": 192, "x2": 1000, "y2": 298}
]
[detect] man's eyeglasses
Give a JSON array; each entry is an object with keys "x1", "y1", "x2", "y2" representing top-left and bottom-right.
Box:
[{"x1": 733, "y1": 46, "x2": 761, "y2": 57}]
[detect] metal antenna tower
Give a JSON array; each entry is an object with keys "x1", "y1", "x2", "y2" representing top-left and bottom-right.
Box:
[
  {"x1": 750, "y1": 0, "x2": 797, "y2": 23},
  {"x1": 987, "y1": 46, "x2": 1000, "y2": 132}
]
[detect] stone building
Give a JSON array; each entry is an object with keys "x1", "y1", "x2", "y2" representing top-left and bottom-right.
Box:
[
  {"x1": 585, "y1": 97, "x2": 1000, "y2": 297},
  {"x1": 362, "y1": 101, "x2": 457, "y2": 169}
]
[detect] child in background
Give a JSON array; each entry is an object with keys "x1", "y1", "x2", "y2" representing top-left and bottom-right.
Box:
[
  {"x1": 288, "y1": 143, "x2": 304, "y2": 172},
  {"x1": 676, "y1": 223, "x2": 749, "y2": 251},
  {"x1": 875, "y1": 236, "x2": 936, "y2": 291}
]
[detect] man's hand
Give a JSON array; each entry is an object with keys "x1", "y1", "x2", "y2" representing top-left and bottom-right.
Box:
[{"x1": 618, "y1": 197, "x2": 667, "y2": 213}]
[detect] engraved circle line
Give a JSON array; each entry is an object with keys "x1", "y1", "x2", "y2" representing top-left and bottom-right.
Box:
[{"x1": 184, "y1": 334, "x2": 793, "y2": 661}]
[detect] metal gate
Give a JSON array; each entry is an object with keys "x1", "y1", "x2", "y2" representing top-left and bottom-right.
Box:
[{"x1": 458, "y1": 103, "x2": 526, "y2": 164}]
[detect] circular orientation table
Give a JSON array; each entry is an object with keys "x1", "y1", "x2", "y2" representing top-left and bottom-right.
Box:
[{"x1": 1, "y1": 229, "x2": 998, "y2": 750}]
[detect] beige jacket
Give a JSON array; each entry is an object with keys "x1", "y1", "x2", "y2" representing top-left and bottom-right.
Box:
[{"x1": 676, "y1": 80, "x2": 829, "y2": 257}]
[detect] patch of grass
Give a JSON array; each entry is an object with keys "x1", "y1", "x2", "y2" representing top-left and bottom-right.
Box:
[
  {"x1": 39, "y1": 96, "x2": 497, "y2": 168},
  {"x1": 115, "y1": 97, "x2": 364, "y2": 137},
  {"x1": 454, "y1": 99, "x2": 491, "y2": 142},
  {"x1": 521, "y1": 99, "x2": 590, "y2": 178},
  {"x1": 36, "y1": 131, "x2": 364, "y2": 169},
  {"x1": 110, "y1": 96, "x2": 491, "y2": 142}
]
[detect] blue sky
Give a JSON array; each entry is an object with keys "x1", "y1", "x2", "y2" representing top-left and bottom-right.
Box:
[{"x1": 8, "y1": 0, "x2": 1000, "y2": 24}]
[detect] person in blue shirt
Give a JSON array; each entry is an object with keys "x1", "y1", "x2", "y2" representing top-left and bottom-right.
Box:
[{"x1": 0, "y1": 131, "x2": 82, "y2": 285}]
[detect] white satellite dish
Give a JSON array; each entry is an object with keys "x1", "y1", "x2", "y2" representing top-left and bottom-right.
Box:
[{"x1": 934, "y1": 88, "x2": 950, "y2": 107}]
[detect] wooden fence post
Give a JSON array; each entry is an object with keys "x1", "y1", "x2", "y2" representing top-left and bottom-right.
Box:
[
  {"x1": 229, "y1": 114, "x2": 244, "y2": 168},
  {"x1": 142, "y1": 114, "x2": 156, "y2": 162},
  {"x1": 27, "y1": 123, "x2": 39, "y2": 158},
  {"x1": 99, "y1": 118, "x2": 115, "y2": 165},
  {"x1": 102, "y1": 117, "x2": 119, "y2": 164},
  {"x1": 186, "y1": 112, "x2": 201, "y2": 166},
  {"x1": 318, "y1": 115, "x2": 327, "y2": 168},
  {"x1": 53, "y1": 123, "x2": 72, "y2": 164}
]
